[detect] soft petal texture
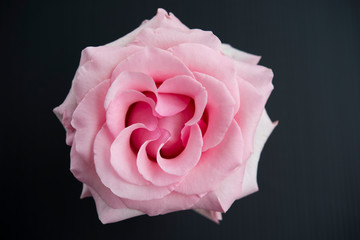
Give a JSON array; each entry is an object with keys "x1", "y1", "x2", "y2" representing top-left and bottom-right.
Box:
[
  {"x1": 110, "y1": 124, "x2": 152, "y2": 186},
  {"x1": 157, "y1": 75, "x2": 207, "y2": 125},
  {"x1": 221, "y1": 43, "x2": 261, "y2": 65},
  {"x1": 122, "y1": 192, "x2": 200, "y2": 216},
  {"x1": 74, "y1": 45, "x2": 141, "y2": 104},
  {"x1": 134, "y1": 27, "x2": 221, "y2": 51},
  {"x1": 157, "y1": 124, "x2": 203, "y2": 176},
  {"x1": 137, "y1": 139, "x2": 183, "y2": 187},
  {"x1": 89, "y1": 186, "x2": 144, "y2": 224},
  {"x1": 106, "y1": 90, "x2": 156, "y2": 137},
  {"x1": 241, "y1": 110, "x2": 278, "y2": 196},
  {"x1": 194, "y1": 72, "x2": 235, "y2": 151},
  {"x1": 235, "y1": 78, "x2": 273, "y2": 161},
  {"x1": 71, "y1": 79, "x2": 110, "y2": 163},
  {"x1": 195, "y1": 110, "x2": 277, "y2": 212},
  {"x1": 105, "y1": 71, "x2": 158, "y2": 109},
  {"x1": 94, "y1": 125, "x2": 174, "y2": 201},
  {"x1": 169, "y1": 43, "x2": 240, "y2": 113},
  {"x1": 111, "y1": 47, "x2": 194, "y2": 83},
  {"x1": 155, "y1": 93, "x2": 190, "y2": 116},
  {"x1": 175, "y1": 121, "x2": 244, "y2": 195},
  {"x1": 107, "y1": 8, "x2": 189, "y2": 47}
]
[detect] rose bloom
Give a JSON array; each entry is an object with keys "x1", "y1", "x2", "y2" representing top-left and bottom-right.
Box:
[{"x1": 54, "y1": 9, "x2": 277, "y2": 223}]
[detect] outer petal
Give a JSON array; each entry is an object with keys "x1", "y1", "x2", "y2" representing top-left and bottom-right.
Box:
[
  {"x1": 193, "y1": 209, "x2": 222, "y2": 224},
  {"x1": 74, "y1": 45, "x2": 140, "y2": 104},
  {"x1": 71, "y1": 79, "x2": 110, "y2": 163},
  {"x1": 169, "y1": 43, "x2": 240, "y2": 113},
  {"x1": 134, "y1": 27, "x2": 221, "y2": 51},
  {"x1": 235, "y1": 78, "x2": 273, "y2": 161},
  {"x1": 88, "y1": 187, "x2": 144, "y2": 224},
  {"x1": 241, "y1": 110, "x2": 277, "y2": 197},
  {"x1": 107, "y1": 8, "x2": 189, "y2": 47},
  {"x1": 194, "y1": 110, "x2": 277, "y2": 212},
  {"x1": 175, "y1": 120, "x2": 244, "y2": 195},
  {"x1": 221, "y1": 43, "x2": 261, "y2": 65},
  {"x1": 111, "y1": 47, "x2": 193, "y2": 83},
  {"x1": 122, "y1": 192, "x2": 200, "y2": 216}
]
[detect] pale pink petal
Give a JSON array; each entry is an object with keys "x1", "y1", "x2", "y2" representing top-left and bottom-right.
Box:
[
  {"x1": 94, "y1": 125, "x2": 174, "y2": 200},
  {"x1": 107, "y1": 8, "x2": 189, "y2": 47},
  {"x1": 110, "y1": 123, "x2": 153, "y2": 186},
  {"x1": 53, "y1": 86, "x2": 77, "y2": 145},
  {"x1": 73, "y1": 45, "x2": 140, "y2": 104},
  {"x1": 157, "y1": 124, "x2": 203, "y2": 176},
  {"x1": 155, "y1": 93, "x2": 190, "y2": 116},
  {"x1": 194, "y1": 72, "x2": 236, "y2": 151},
  {"x1": 106, "y1": 90, "x2": 156, "y2": 137},
  {"x1": 157, "y1": 75, "x2": 207, "y2": 125},
  {"x1": 122, "y1": 191, "x2": 200, "y2": 216},
  {"x1": 169, "y1": 43, "x2": 240, "y2": 113},
  {"x1": 104, "y1": 71, "x2": 158, "y2": 109},
  {"x1": 71, "y1": 79, "x2": 110, "y2": 163},
  {"x1": 235, "y1": 79, "x2": 272, "y2": 161},
  {"x1": 134, "y1": 27, "x2": 221, "y2": 51},
  {"x1": 175, "y1": 120, "x2": 243, "y2": 195},
  {"x1": 193, "y1": 209, "x2": 222, "y2": 223},
  {"x1": 221, "y1": 43, "x2": 261, "y2": 65},
  {"x1": 137, "y1": 139, "x2": 183, "y2": 186},
  {"x1": 241, "y1": 110, "x2": 277, "y2": 197},
  {"x1": 80, "y1": 184, "x2": 92, "y2": 199},
  {"x1": 88, "y1": 187, "x2": 144, "y2": 224},
  {"x1": 111, "y1": 47, "x2": 193, "y2": 83},
  {"x1": 196, "y1": 110, "x2": 277, "y2": 213},
  {"x1": 70, "y1": 142, "x2": 126, "y2": 209},
  {"x1": 235, "y1": 62, "x2": 274, "y2": 94}
]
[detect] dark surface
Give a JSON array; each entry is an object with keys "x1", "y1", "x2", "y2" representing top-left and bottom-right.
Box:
[{"x1": 3, "y1": 0, "x2": 360, "y2": 239}]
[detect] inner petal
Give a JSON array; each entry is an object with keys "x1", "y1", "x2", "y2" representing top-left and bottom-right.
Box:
[
  {"x1": 157, "y1": 101, "x2": 194, "y2": 158},
  {"x1": 155, "y1": 93, "x2": 190, "y2": 117}
]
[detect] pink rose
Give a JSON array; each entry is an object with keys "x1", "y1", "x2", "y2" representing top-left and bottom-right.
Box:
[{"x1": 54, "y1": 8, "x2": 277, "y2": 223}]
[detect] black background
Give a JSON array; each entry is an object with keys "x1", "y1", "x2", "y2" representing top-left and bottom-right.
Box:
[{"x1": 3, "y1": 0, "x2": 360, "y2": 239}]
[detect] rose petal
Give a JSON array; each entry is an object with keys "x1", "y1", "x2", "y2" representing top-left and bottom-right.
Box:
[
  {"x1": 70, "y1": 141, "x2": 125, "y2": 209},
  {"x1": 107, "y1": 8, "x2": 189, "y2": 47},
  {"x1": 122, "y1": 191, "x2": 200, "y2": 216},
  {"x1": 88, "y1": 186, "x2": 144, "y2": 224},
  {"x1": 106, "y1": 90, "x2": 156, "y2": 137},
  {"x1": 241, "y1": 110, "x2": 277, "y2": 197},
  {"x1": 137, "y1": 139, "x2": 183, "y2": 187},
  {"x1": 195, "y1": 110, "x2": 277, "y2": 212},
  {"x1": 221, "y1": 43, "x2": 261, "y2": 65},
  {"x1": 193, "y1": 209, "x2": 222, "y2": 224},
  {"x1": 80, "y1": 184, "x2": 92, "y2": 199},
  {"x1": 169, "y1": 43, "x2": 240, "y2": 113},
  {"x1": 110, "y1": 123, "x2": 154, "y2": 186},
  {"x1": 155, "y1": 93, "x2": 190, "y2": 117},
  {"x1": 157, "y1": 75, "x2": 207, "y2": 126},
  {"x1": 73, "y1": 45, "x2": 141, "y2": 104},
  {"x1": 134, "y1": 27, "x2": 221, "y2": 51},
  {"x1": 71, "y1": 79, "x2": 110, "y2": 163},
  {"x1": 105, "y1": 71, "x2": 158, "y2": 109},
  {"x1": 194, "y1": 72, "x2": 236, "y2": 151},
  {"x1": 94, "y1": 125, "x2": 174, "y2": 201},
  {"x1": 157, "y1": 124, "x2": 203, "y2": 176},
  {"x1": 175, "y1": 120, "x2": 244, "y2": 195},
  {"x1": 111, "y1": 47, "x2": 193, "y2": 84},
  {"x1": 235, "y1": 79, "x2": 273, "y2": 160}
]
